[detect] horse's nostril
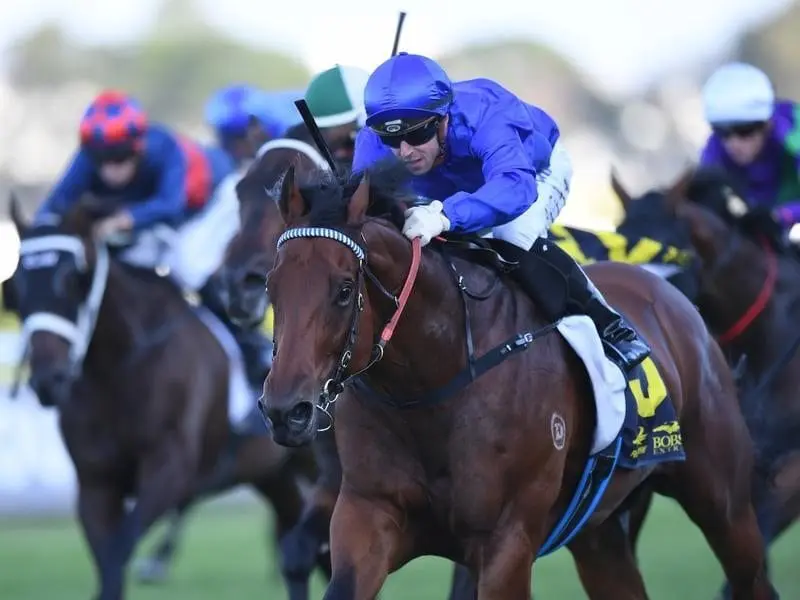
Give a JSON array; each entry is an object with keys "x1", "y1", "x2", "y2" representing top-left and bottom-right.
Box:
[
  {"x1": 287, "y1": 402, "x2": 314, "y2": 430},
  {"x1": 242, "y1": 271, "x2": 265, "y2": 291}
]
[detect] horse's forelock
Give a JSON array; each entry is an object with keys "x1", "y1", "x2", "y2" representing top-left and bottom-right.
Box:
[{"x1": 299, "y1": 159, "x2": 411, "y2": 231}]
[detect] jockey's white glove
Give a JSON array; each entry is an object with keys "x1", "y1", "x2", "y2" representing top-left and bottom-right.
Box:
[{"x1": 402, "y1": 200, "x2": 451, "y2": 246}]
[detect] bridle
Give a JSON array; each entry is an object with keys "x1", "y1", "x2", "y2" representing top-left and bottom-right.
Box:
[{"x1": 275, "y1": 226, "x2": 422, "y2": 418}]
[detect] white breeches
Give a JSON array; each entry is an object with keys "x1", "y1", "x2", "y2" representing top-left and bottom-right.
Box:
[
  {"x1": 490, "y1": 139, "x2": 573, "y2": 250},
  {"x1": 118, "y1": 170, "x2": 244, "y2": 291}
]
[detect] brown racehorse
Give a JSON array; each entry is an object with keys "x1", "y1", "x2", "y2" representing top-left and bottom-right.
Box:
[
  {"x1": 5, "y1": 198, "x2": 313, "y2": 600},
  {"x1": 615, "y1": 167, "x2": 800, "y2": 600},
  {"x1": 132, "y1": 124, "x2": 334, "y2": 590},
  {"x1": 218, "y1": 141, "x2": 488, "y2": 600},
  {"x1": 261, "y1": 161, "x2": 776, "y2": 599},
  {"x1": 215, "y1": 128, "x2": 346, "y2": 593}
]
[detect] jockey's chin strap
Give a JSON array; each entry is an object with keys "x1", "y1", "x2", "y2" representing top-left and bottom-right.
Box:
[
  {"x1": 275, "y1": 227, "x2": 422, "y2": 422},
  {"x1": 13, "y1": 235, "x2": 111, "y2": 396},
  {"x1": 717, "y1": 234, "x2": 778, "y2": 345}
]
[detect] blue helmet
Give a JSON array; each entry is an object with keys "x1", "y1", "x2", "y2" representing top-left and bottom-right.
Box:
[
  {"x1": 205, "y1": 84, "x2": 257, "y2": 138},
  {"x1": 244, "y1": 89, "x2": 304, "y2": 138},
  {"x1": 364, "y1": 53, "x2": 453, "y2": 135}
]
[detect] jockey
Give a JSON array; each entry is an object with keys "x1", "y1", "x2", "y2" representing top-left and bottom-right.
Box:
[
  {"x1": 245, "y1": 87, "x2": 304, "y2": 140},
  {"x1": 205, "y1": 84, "x2": 273, "y2": 168},
  {"x1": 304, "y1": 65, "x2": 370, "y2": 168},
  {"x1": 352, "y1": 53, "x2": 650, "y2": 372},
  {"x1": 35, "y1": 89, "x2": 272, "y2": 392},
  {"x1": 700, "y1": 62, "x2": 800, "y2": 229}
]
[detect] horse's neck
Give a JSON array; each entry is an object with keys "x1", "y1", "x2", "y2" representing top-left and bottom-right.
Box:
[
  {"x1": 87, "y1": 261, "x2": 183, "y2": 369},
  {"x1": 363, "y1": 234, "x2": 529, "y2": 400},
  {"x1": 714, "y1": 246, "x2": 800, "y2": 366}
]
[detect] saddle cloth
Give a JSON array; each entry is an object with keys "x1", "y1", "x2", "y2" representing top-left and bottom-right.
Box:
[{"x1": 555, "y1": 315, "x2": 685, "y2": 465}]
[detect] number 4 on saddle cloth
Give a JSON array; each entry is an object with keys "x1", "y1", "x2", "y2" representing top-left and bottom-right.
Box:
[{"x1": 535, "y1": 314, "x2": 685, "y2": 557}]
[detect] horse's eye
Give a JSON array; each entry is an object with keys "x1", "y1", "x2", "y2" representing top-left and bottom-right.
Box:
[{"x1": 335, "y1": 282, "x2": 355, "y2": 307}]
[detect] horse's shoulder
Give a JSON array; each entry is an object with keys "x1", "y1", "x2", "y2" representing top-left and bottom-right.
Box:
[{"x1": 113, "y1": 260, "x2": 189, "y2": 306}]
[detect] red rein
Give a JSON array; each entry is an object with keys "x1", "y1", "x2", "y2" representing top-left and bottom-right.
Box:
[
  {"x1": 717, "y1": 235, "x2": 778, "y2": 345},
  {"x1": 376, "y1": 238, "x2": 422, "y2": 350}
]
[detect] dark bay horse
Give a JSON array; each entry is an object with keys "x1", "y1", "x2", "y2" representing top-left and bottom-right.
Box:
[
  {"x1": 5, "y1": 198, "x2": 313, "y2": 600},
  {"x1": 262, "y1": 161, "x2": 776, "y2": 599},
  {"x1": 132, "y1": 125, "x2": 333, "y2": 588},
  {"x1": 615, "y1": 168, "x2": 800, "y2": 599}
]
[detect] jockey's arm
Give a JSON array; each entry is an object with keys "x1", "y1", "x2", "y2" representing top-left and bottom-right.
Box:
[
  {"x1": 35, "y1": 150, "x2": 94, "y2": 223},
  {"x1": 442, "y1": 121, "x2": 544, "y2": 234},
  {"x1": 774, "y1": 128, "x2": 800, "y2": 228},
  {"x1": 698, "y1": 137, "x2": 723, "y2": 167},
  {"x1": 126, "y1": 134, "x2": 188, "y2": 230}
]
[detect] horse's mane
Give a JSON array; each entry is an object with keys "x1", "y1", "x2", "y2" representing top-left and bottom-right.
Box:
[
  {"x1": 686, "y1": 166, "x2": 748, "y2": 221},
  {"x1": 299, "y1": 158, "x2": 411, "y2": 231},
  {"x1": 284, "y1": 122, "x2": 315, "y2": 144},
  {"x1": 687, "y1": 166, "x2": 788, "y2": 251}
]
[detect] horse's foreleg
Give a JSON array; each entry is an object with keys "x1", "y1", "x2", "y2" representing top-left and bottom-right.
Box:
[
  {"x1": 475, "y1": 523, "x2": 534, "y2": 600},
  {"x1": 77, "y1": 481, "x2": 127, "y2": 600},
  {"x1": 251, "y1": 465, "x2": 310, "y2": 600},
  {"x1": 323, "y1": 492, "x2": 408, "y2": 600},
  {"x1": 133, "y1": 439, "x2": 245, "y2": 584},
  {"x1": 133, "y1": 505, "x2": 190, "y2": 584},
  {"x1": 100, "y1": 441, "x2": 198, "y2": 597},
  {"x1": 448, "y1": 564, "x2": 478, "y2": 600},
  {"x1": 569, "y1": 514, "x2": 649, "y2": 600},
  {"x1": 622, "y1": 485, "x2": 655, "y2": 560}
]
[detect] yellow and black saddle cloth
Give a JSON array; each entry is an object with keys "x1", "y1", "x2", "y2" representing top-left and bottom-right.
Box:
[
  {"x1": 547, "y1": 224, "x2": 692, "y2": 268},
  {"x1": 618, "y1": 355, "x2": 685, "y2": 468}
]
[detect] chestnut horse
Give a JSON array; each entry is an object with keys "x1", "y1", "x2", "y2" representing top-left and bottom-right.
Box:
[
  {"x1": 616, "y1": 168, "x2": 800, "y2": 600},
  {"x1": 261, "y1": 161, "x2": 776, "y2": 599}
]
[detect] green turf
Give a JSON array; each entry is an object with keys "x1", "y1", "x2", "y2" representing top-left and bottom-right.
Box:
[{"x1": 0, "y1": 497, "x2": 797, "y2": 599}]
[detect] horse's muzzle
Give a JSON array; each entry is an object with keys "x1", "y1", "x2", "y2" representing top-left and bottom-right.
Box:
[
  {"x1": 263, "y1": 399, "x2": 316, "y2": 447},
  {"x1": 29, "y1": 363, "x2": 74, "y2": 407},
  {"x1": 226, "y1": 268, "x2": 269, "y2": 328}
]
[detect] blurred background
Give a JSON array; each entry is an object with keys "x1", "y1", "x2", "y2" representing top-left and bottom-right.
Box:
[{"x1": 1, "y1": 0, "x2": 799, "y2": 597}]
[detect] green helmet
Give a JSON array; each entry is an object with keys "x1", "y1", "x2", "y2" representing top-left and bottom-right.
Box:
[{"x1": 304, "y1": 65, "x2": 370, "y2": 128}]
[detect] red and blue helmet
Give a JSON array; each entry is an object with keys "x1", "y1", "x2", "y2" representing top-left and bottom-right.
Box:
[
  {"x1": 79, "y1": 90, "x2": 147, "y2": 161},
  {"x1": 364, "y1": 53, "x2": 453, "y2": 136}
]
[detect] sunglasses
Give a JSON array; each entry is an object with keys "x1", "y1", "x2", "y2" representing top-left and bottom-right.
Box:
[
  {"x1": 713, "y1": 121, "x2": 767, "y2": 139},
  {"x1": 376, "y1": 117, "x2": 440, "y2": 149}
]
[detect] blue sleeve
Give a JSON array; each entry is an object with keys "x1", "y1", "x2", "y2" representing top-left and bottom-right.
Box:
[
  {"x1": 699, "y1": 136, "x2": 724, "y2": 166},
  {"x1": 35, "y1": 150, "x2": 94, "y2": 223},
  {"x1": 442, "y1": 119, "x2": 547, "y2": 233},
  {"x1": 352, "y1": 129, "x2": 394, "y2": 174},
  {"x1": 127, "y1": 135, "x2": 188, "y2": 229}
]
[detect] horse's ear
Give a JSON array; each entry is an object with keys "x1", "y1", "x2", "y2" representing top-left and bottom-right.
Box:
[
  {"x1": 278, "y1": 165, "x2": 306, "y2": 224},
  {"x1": 610, "y1": 168, "x2": 632, "y2": 211},
  {"x1": 9, "y1": 192, "x2": 29, "y2": 236},
  {"x1": 668, "y1": 166, "x2": 694, "y2": 200},
  {"x1": 347, "y1": 173, "x2": 370, "y2": 224},
  {"x1": 664, "y1": 167, "x2": 694, "y2": 216}
]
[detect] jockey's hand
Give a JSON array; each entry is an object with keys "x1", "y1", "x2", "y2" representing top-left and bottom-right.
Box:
[
  {"x1": 93, "y1": 211, "x2": 134, "y2": 240},
  {"x1": 402, "y1": 200, "x2": 451, "y2": 246}
]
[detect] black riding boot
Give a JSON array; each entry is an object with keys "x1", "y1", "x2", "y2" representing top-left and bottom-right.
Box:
[
  {"x1": 497, "y1": 237, "x2": 651, "y2": 373},
  {"x1": 199, "y1": 278, "x2": 273, "y2": 390}
]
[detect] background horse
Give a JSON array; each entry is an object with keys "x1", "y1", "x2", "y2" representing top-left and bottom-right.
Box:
[
  {"x1": 615, "y1": 168, "x2": 800, "y2": 599},
  {"x1": 131, "y1": 124, "x2": 333, "y2": 591},
  {"x1": 5, "y1": 198, "x2": 313, "y2": 600},
  {"x1": 262, "y1": 161, "x2": 775, "y2": 599}
]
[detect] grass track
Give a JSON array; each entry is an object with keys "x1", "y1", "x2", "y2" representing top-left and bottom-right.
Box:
[{"x1": 0, "y1": 496, "x2": 797, "y2": 599}]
